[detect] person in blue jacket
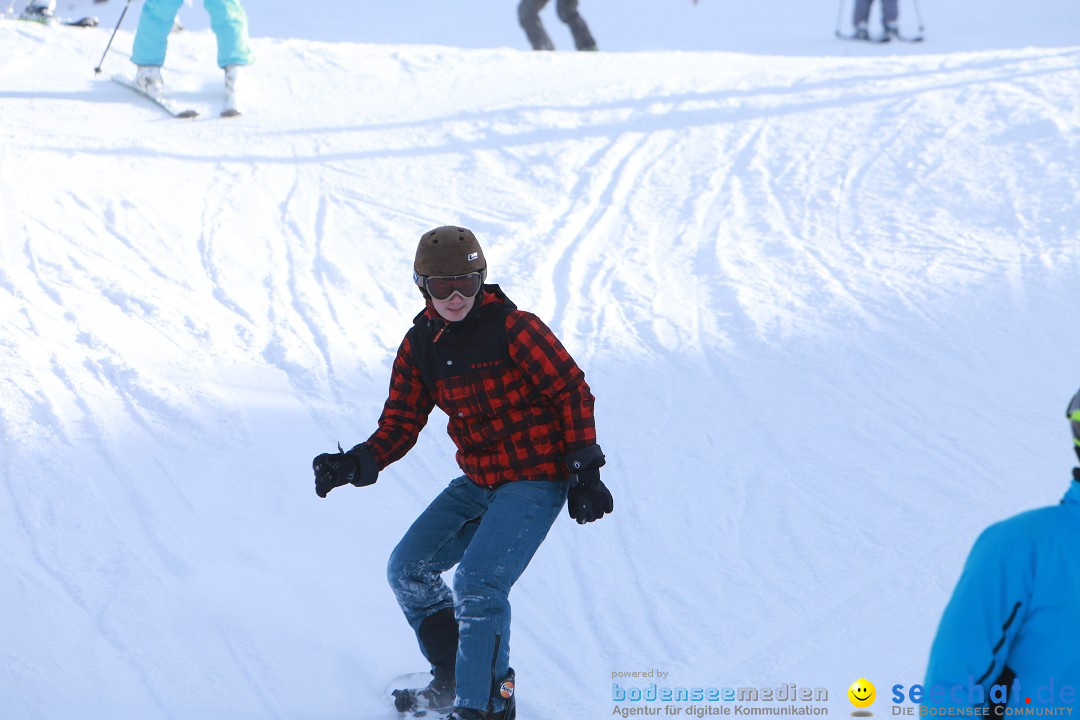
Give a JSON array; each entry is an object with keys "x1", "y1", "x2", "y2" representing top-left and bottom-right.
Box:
[
  {"x1": 922, "y1": 388, "x2": 1080, "y2": 709},
  {"x1": 130, "y1": 0, "x2": 253, "y2": 97}
]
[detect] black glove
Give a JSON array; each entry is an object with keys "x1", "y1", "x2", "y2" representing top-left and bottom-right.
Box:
[
  {"x1": 565, "y1": 445, "x2": 613, "y2": 524},
  {"x1": 313, "y1": 442, "x2": 378, "y2": 498}
]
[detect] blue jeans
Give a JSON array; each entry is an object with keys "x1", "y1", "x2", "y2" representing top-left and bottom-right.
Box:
[
  {"x1": 132, "y1": 0, "x2": 254, "y2": 68},
  {"x1": 387, "y1": 476, "x2": 568, "y2": 712}
]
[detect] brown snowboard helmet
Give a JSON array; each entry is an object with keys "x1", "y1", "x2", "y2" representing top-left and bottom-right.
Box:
[{"x1": 413, "y1": 226, "x2": 487, "y2": 293}]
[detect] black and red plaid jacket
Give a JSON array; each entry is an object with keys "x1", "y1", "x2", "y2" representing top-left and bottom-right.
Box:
[{"x1": 363, "y1": 285, "x2": 598, "y2": 488}]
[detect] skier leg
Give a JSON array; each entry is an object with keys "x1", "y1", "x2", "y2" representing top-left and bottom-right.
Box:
[
  {"x1": 518, "y1": 0, "x2": 555, "y2": 51},
  {"x1": 451, "y1": 479, "x2": 567, "y2": 714},
  {"x1": 387, "y1": 476, "x2": 484, "y2": 668},
  {"x1": 851, "y1": 0, "x2": 872, "y2": 25},
  {"x1": 203, "y1": 0, "x2": 254, "y2": 68},
  {"x1": 556, "y1": 0, "x2": 597, "y2": 51},
  {"x1": 881, "y1": 0, "x2": 899, "y2": 33},
  {"x1": 131, "y1": 0, "x2": 184, "y2": 67},
  {"x1": 850, "y1": 0, "x2": 873, "y2": 37}
]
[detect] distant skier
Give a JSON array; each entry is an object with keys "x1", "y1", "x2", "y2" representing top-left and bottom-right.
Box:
[
  {"x1": 19, "y1": 0, "x2": 54, "y2": 21},
  {"x1": 922, "y1": 387, "x2": 1080, "y2": 708},
  {"x1": 518, "y1": 0, "x2": 597, "y2": 51},
  {"x1": 852, "y1": 0, "x2": 898, "y2": 40},
  {"x1": 16, "y1": 0, "x2": 96, "y2": 26},
  {"x1": 129, "y1": 0, "x2": 253, "y2": 102},
  {"x1": 312, "y1": 226, "x2": 613, "y2": 720}
]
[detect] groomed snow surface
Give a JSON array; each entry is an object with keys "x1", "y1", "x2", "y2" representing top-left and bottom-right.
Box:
[{"x1": 1, "y1": 0, "x2": 1078, "y2": 718}]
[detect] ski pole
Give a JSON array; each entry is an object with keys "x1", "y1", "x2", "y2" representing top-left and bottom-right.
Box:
[
  {"x1": 5, "y1": 0, "x2": 17, "y2": 16},
  {"x1": 910, "y1": 0, "x2": 925, "y2": 33},
  {"x1": 93, "y1": 0, "x2": 133, "y2": 75},
  {"x1": 834, "y1": 0, "x2": 847, "y2": 37}
]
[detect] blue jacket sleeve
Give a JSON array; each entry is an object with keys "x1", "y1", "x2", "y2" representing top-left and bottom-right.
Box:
[{"x1": 923, "y1": 521, "x2": 1034, "y2": 706}]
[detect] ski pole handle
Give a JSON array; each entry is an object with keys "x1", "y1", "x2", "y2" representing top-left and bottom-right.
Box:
[{"x1": 94, "y1": 0, "x2": 133, "y2": 75}]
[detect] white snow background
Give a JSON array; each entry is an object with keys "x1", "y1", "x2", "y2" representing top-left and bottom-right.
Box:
[{"x1": 1, "y1": 0, "x2": 1079, "y2": 717}]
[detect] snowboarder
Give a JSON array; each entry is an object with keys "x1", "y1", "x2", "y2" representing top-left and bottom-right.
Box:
[
  {"x1": 518, "y1": 0, "x2": 597, "y2": 51},
  {"x1": 922, "y1": 387, "x2": 1080, "y2": 708},
  {"x1": 312, "y1": 226, "x2": 613, "y2": 720},
  {"x1": 852, "y1": 0, "x2": 899, "y2": 40},
  {"x1": 129, "y1": 0, "x2": 253, "y2": 100}
]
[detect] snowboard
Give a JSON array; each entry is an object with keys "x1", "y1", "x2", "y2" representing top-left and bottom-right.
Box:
[
  {"x1": 383, "y1": 669, "x2": 516, "y2": 719},
  {"x1": 387, "y1": 672, "x2": 452, "y2": 718}
]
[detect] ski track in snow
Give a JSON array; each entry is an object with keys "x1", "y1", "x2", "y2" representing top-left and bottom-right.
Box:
[{"x1": 1, "y1": 16, "x2": 1079, "y2": 719}]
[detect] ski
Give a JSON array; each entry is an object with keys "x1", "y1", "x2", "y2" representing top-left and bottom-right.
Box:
[
  {"x1": 220, "y1": 98, "x2": 241, "y2": 118},
  {"x1": 835, "y1": 30, "x2": 924, "y2": 43},
  {"x1": 111, "y1": 75, "x2": 199, "y2": 119},
  {"x1": 2, "y1": 11, "x2": 98, "y2": 26},
  {"x1": 62, "y1": 15, "x2": 97, "y2": 26}
]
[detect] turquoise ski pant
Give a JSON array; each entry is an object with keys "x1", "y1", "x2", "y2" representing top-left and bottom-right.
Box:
[{"x1": 131, "y1": 0, "x2": 254, "y2": 68}]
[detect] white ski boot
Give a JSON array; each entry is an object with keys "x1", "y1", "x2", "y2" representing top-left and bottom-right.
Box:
[
  {"x1": 222, "y1": 65, "x2": 241, "y2": 117},
  {"x1": 135, "y1": 65, "x2": 164, "y2": 97}
]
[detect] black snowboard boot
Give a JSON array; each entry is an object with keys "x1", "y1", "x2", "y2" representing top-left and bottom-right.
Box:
[
  {"x1": 442, "y1": 667, "x2": 516, "y2": 720},
  {"x1": 394, "y1": 607, "x2": 459, "y2": 713},
  {"x1": 419, "y1": 606, "x2": 458, "y2": 679},
  {"x1": 446, "y1": 711, "x2": 484, "y2": 720},
  {"x1": 492, "y1": 667, "x2": 516, "y2": 719},
  {"x1": 393, "y1": 673, "x2": 455, "y2": 714}
]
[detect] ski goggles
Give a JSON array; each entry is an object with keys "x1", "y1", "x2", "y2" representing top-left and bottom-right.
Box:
[
  {"x1": 1068, "y1": 388, "x2": 1080, "y2": 448},
  {"x1": 421, "y1": 272, "x2": 483, "y2": 301}
]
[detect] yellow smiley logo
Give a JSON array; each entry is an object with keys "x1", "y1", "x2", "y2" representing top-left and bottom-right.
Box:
[{"x1": 848, "y1": 679, "x2": 876, "y2": 709}]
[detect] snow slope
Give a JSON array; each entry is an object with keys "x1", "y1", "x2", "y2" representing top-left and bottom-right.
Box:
[{"x1": 1, "y1": 3, "x2": 1079, "y2": 719}]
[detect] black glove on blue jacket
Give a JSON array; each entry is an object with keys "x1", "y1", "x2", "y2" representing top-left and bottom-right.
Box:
[
  {"x1": 565, "y1": 445, "x2": 613, "y2": 524},
  {"x1": 313, "y1": 443, "x2": 378, "y2": 498}
]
